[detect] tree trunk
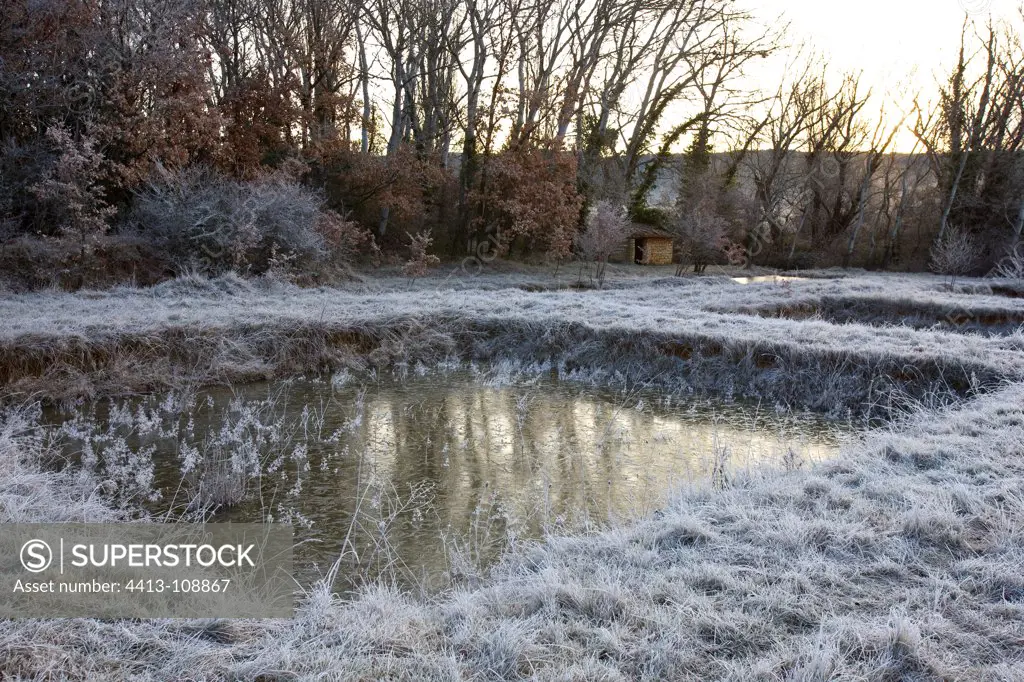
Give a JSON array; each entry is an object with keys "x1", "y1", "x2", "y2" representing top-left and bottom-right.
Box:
[
  {"x1": 356, "y1": 22, "x2": 372, "y2": 154},
  {"x1": 1013, "y1": 197, "x2": 1024, "y2": 244},
  {"x1": 940, "y1": 151, "x2": 970, "y2": 242},
  {"x1": 844, "y1": 159, "x2": 875, "y2": 267}
]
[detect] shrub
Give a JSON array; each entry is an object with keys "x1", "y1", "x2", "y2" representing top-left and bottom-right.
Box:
[
  {"x1": 675, "y1": 206, "x2": 730, "y2": 275},
  {"x1": 402, "y1": 230, "x2": 440, "y2": 280},
  {"x1": 0, "y1": 234, "x2": 169, "y2": 291},
  {"x1": 132, "y1": 165, "x2": 367, "y2": 275},
  {"x1": 317, "y1": 209, "x2": 378, "y2": 267},
  {"x1": 474, "y1": 148, "x2": 584, "y2": 262},
  {"x1": 29, "y1": 126, "x2": 115, "y2": 259},
  {"x1": 989, "y1": 241, "x2": 1024, "y2": 280},
  {"x1": 930, "y1": 228, "x2": 981, "y2": 285},
  {"x1": 576, "y1": 200, "x2": 630, "y2": 287}
]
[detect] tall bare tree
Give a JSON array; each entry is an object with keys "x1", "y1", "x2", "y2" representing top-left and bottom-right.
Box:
[{"x1": 914, "y1": 14, "x2": 1024, "y2": 264}]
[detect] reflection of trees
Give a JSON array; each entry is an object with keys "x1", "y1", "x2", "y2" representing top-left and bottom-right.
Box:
[{"x1": 237, "y1": 378, "x2": 841, "y2": 586}]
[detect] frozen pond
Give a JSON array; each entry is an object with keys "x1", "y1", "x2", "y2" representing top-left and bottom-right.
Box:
[{"x1": 46, "y1": 372, "x2": 853, "y2": 589}]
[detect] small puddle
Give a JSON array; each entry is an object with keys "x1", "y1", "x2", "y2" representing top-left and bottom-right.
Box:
[
  {"x1": 44, "y1": 373, "x2": 854, "y2": 588},
  {"x1": 730, "y1": 276, "x2": 808, "y2": 285}
]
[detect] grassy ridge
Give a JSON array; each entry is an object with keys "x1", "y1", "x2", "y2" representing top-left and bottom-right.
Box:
[{"x1": 2, "y1": 272, "x2": 1023, "y2": 415}]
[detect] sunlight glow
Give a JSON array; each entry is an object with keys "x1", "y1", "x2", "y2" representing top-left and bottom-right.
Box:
[{"x1": 748, "y1": 0, "x2": 1022, "y2": 150}]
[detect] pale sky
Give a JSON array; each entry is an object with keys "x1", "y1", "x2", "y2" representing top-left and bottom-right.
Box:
[{"x1": 744, "y1": 0, "x2": 1022, "y2": 150}]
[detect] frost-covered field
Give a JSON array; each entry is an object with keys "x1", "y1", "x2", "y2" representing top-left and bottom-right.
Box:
[{"x1": 2, "y1": 269, "x2": 1024, "y2": 679}]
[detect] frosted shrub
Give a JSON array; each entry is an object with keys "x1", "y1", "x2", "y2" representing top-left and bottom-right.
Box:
[
  {"x1": 675, "y1": 205, "x2": 730, "y2": 275},
  {"x1": 576, "y1": 200, "x2": 630, "y2": 287},
  {"x1": 930, "y1": 228, "x2": 980, "y2": 285},
  {"x1": 29, "y1": 125, "x2": 115, "y2": 259},
  {"x1": 48, "y1": 390, "x2": 303, "y2": 513},
  {"x1": 402, "y1": 229, "x2": 440, "y2": 280},
  {"x1": 132, "y1": 164, "x2": 358, "y2": 275},
  {"x1": 989, "y1": 241, "x2": 1024, "y2": 280},
  {"x1": 54, "y1": 418, "x2": 160, "y2": 507}
]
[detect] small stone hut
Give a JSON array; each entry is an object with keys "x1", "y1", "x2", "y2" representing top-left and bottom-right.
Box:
[{"x1": 612, "y1": 225, "x2": 675, "y2": 265}]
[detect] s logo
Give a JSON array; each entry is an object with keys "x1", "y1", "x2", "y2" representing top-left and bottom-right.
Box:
[{"x1": 20, "y1": 539, "x2": 52, "y2": 573}]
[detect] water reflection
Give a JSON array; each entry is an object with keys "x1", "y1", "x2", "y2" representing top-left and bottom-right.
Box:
[
  {"x1": 50, "y1": 374, "x2": 851, "y2": 589},
  {"x1": 730, "y1": 275, "x2": 808, "y2": 285}
]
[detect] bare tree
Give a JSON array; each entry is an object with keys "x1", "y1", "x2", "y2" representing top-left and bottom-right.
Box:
[
  {"x1": 675, "y1": 206, "x2": 729, "y2": 275},
  {"x1": 624, "y1": 2, "x2": 774, "y2": 198},
  {"x1": 576, "y1": 199, "x2": 629, "y2": 286},
  {"x1": 841, "y1": 107, "x2": 904, "y2": 267},
  {"x1": 930, "y1": 227, "x2": 980, "y2": 285},
  {"x1": 746, "y1": 57, "x2": 831, "y2": 263},
  {"x1": 914, "y1": 15, "x2": 1024, "y2": 262},
  {"x1": 673, "y1": 172, "x2": 731, "y2": 275}
]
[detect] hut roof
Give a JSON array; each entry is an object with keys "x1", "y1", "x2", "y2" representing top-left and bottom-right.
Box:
[{"x1": 628, "y1": 225, "x2": 675, "y2": 240}]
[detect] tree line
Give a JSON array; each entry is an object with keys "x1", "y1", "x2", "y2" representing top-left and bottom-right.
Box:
[{"x1": 1, "y1": 0, "x2": 1022, "y2": 286}]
